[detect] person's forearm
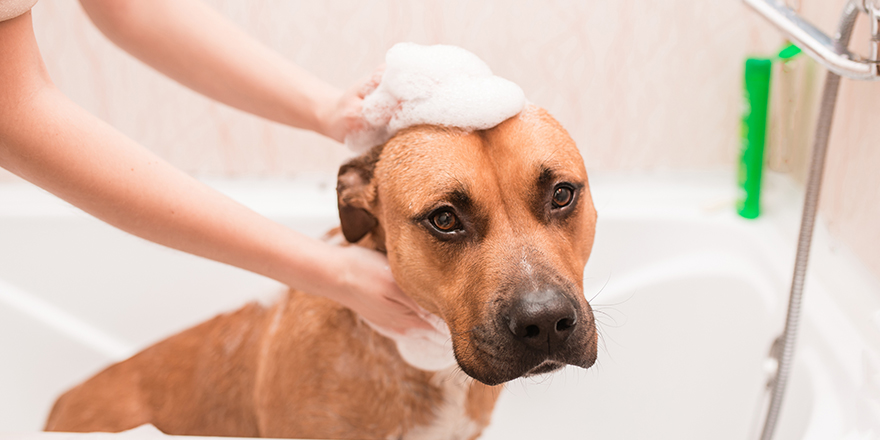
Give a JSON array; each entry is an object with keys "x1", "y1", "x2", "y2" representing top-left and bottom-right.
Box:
[
  {"x1": 1, "y1": 85, "x2": 343, "y2": 294},
  {"x1": 78, "y1": 0, "x2": 342, "y2": 139},
  {"x1": 0, "y1": 11, "x2": 432, "y2": 334},
  {"x1": 0, "y1": 13, "x2": 335, "y2": 297}
]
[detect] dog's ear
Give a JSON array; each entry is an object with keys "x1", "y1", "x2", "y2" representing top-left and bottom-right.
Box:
[{"x1": 337, "y1": 160, "x2": 378, "y2": 243}]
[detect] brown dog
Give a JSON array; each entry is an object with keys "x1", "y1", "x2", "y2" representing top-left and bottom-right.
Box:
[{"x1": 44, "y1": 105, "x2": 598, "y2": 439}]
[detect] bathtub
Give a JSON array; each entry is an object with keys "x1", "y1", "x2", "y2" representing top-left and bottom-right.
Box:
[{"x1": 1, "y1": 171, "x2": 878, "y2": 439}]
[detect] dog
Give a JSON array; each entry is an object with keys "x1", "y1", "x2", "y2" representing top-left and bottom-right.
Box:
[{"x1": 44, "y1": 104, "x2": 598, "y2": 439}]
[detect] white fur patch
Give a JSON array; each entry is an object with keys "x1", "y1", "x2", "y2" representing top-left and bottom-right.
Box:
[{"x1": 403, "y1": 366, "x2": 480, "y2": 440}]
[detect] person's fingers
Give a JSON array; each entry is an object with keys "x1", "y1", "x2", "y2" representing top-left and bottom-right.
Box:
[
  {"x1": 383, "y1": 296, "x2": 435, "y2": 331},
  {"x1": 354, "y1": 296, "x2": 428, "y2": 335},
  {"x1": 357, "y1": 64, "x2": 385, "y2": 99},
  {"x1": 338, "y1": 245, "x2": 435, "y2": 334},
  {"x1": 390, "y1": 293, "x2": 434, "y2": 322}
]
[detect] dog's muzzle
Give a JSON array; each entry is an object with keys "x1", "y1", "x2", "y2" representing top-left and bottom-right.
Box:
[{"x1": 454, "y1": 285, "x2": 597, "y2": 385}]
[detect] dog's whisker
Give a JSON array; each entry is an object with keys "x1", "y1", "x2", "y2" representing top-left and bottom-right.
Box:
[
  {"x1": 591, "y1": 288, "x2": 638, "y2": 309},
  {"x1": 591, "y1": 308, "x2": 626, "y2": 329},
  {"x1": 586, "y1": 271, "x2": 613, "y2": 303}
]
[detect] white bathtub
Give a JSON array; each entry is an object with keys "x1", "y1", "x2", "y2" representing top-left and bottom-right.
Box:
[{"x1": 1, "y1": 172, "x2": 878, "y2": 439}]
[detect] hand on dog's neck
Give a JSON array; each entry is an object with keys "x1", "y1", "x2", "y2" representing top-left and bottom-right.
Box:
[
  {"x1": 336, "y1": 149, "x2": 456, "y2": 372},
  {"x1": 352, "y1": 229, "x2": 457, "y2": 372}
]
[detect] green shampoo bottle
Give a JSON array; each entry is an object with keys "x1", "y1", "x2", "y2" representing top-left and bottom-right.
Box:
[{"x1": 738, "y1": 57, "x2": 772, "y2": 219}]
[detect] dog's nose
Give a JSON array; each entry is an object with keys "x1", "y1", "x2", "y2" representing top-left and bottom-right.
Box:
[{"x1": 507, "y1": 289, "x2": 577, "y2": 353}]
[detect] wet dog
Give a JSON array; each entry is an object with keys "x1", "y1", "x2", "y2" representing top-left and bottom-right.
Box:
[{"x1": 45, "y1": 105, "x2": 598, "y2": 439}]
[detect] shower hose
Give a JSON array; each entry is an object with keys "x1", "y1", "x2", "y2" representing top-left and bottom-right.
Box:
[{"x1": 758, "y1": 4, "x2": 859, "y2": 440}]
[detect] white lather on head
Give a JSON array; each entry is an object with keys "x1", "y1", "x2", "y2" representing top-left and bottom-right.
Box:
[{"x1": 345, "y1": 42, "x2": 527, "y2": 153}]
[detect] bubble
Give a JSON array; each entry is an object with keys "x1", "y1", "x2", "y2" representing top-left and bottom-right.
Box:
[{"x1": 345, "y1": 43, "x2": 526, "y2": 153}]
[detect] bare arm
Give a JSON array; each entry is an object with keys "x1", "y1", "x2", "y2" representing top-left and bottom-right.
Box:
[
  {"x1": 0, "y1": 12, "x2": 429, "y2": 333},
  {"x1": 77, "y1": 0, "x2": 362, "y2": 143}
]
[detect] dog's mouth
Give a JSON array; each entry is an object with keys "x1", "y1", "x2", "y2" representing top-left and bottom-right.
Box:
[
  {"x1": 525, "y1": 360, "x2": 566, "y2": 376},
  {"x1": 452, "y1": 336, "x2": 595, "y2": 385}
]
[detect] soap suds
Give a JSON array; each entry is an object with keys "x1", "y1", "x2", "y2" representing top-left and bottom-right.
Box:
[
  {"x1": 362, "y1": 311, "x2": 457, "y2": 372},
  {"x1": 346, "y1": 42, "x2": 526, "y2": 152}
]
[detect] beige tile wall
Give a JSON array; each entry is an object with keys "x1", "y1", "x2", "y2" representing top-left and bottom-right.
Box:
[
  {"x1": 764, "y1": 1, "x2": 880, "y2": 282},
  {"x1": 16, "y1": 0, "x2": 783, "y2": 177},
  {"x1": 823, "y1": 77, "x2": 880, "y2": 282},
  {"x1": 3, "y1": 0, "x2": 878, "y2": 279}
]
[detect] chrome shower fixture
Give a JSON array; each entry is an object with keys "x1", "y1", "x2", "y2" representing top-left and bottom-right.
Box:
[
  {"x1": 743, "y1": 1, "x2": 880, "y2": 439},
  {"x1": 744, "y1": 0, "x2": 880, "y2": 80}
]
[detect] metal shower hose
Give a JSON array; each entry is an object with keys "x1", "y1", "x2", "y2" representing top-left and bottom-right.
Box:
[{"x1": 758, "y1": 4, "x2": 860, "y2": 440}]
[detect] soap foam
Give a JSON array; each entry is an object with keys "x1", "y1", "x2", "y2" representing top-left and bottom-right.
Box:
[
  {"x1": 362, "y1": 312, "x2": 457, "y2": 372},
  {"x1": 346, "y1": 42, "x2": 526, "y2": 152}
]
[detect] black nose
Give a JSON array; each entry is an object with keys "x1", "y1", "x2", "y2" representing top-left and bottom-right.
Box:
[{"x1": 507, "y1": 289, "x2": 578, "y2": 353}]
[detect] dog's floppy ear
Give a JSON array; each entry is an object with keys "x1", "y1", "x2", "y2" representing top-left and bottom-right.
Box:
[{"x1": 337, "y1": 158, "x2": 378, "y2": 243}]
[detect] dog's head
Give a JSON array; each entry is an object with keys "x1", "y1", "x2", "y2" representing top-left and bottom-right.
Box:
[{"x1": 337, "y1": 105, "x2": 597, "y2": 385}]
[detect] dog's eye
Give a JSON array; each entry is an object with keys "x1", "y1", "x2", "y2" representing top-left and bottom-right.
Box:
[
  {"x1": 551, "y1": 185, "x2": 574, "y2": 208},
  {"x1": 430, "y1": 210, "x2": 460, "y2": 232}
]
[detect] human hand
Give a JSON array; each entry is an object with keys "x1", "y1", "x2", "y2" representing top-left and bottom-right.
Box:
[
  {"x1": 331, "y1": 244, "x2": 435, "y2": 335},
  {"x1": 318, "y1": 65, "x2": 385, "y2": 144}
]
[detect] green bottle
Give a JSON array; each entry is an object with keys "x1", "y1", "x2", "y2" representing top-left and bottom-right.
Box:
[{"x1": 738, "y1": 57, "x2": 772, "y2": 219}]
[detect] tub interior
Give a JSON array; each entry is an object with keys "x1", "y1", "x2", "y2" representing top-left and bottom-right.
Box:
[
  {"x1": 484, "y1": 276, "x2": 776, "y2": 439},
  {"x1": 0, "y1": 173, "x2": 877, "y2": 438}
]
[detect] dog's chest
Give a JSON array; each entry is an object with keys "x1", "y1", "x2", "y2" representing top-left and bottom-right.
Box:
[
  {"x1": 259, "y1": 294, "x2": 498, "y2": 439},
  {"x1": 402, "y1": 367, "x2": 481, "y2": 440}
]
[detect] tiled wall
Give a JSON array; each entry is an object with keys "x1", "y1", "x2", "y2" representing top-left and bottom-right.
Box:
[
  {"x1": 4, "y1": 0, "x2": 879, "y2": 280},
  {"x1": 764, "y1": 1, "x2": 880, "y2": 284},
  {"x1": 16, "y1": 0, "x2": 785, "y2": 176}
]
